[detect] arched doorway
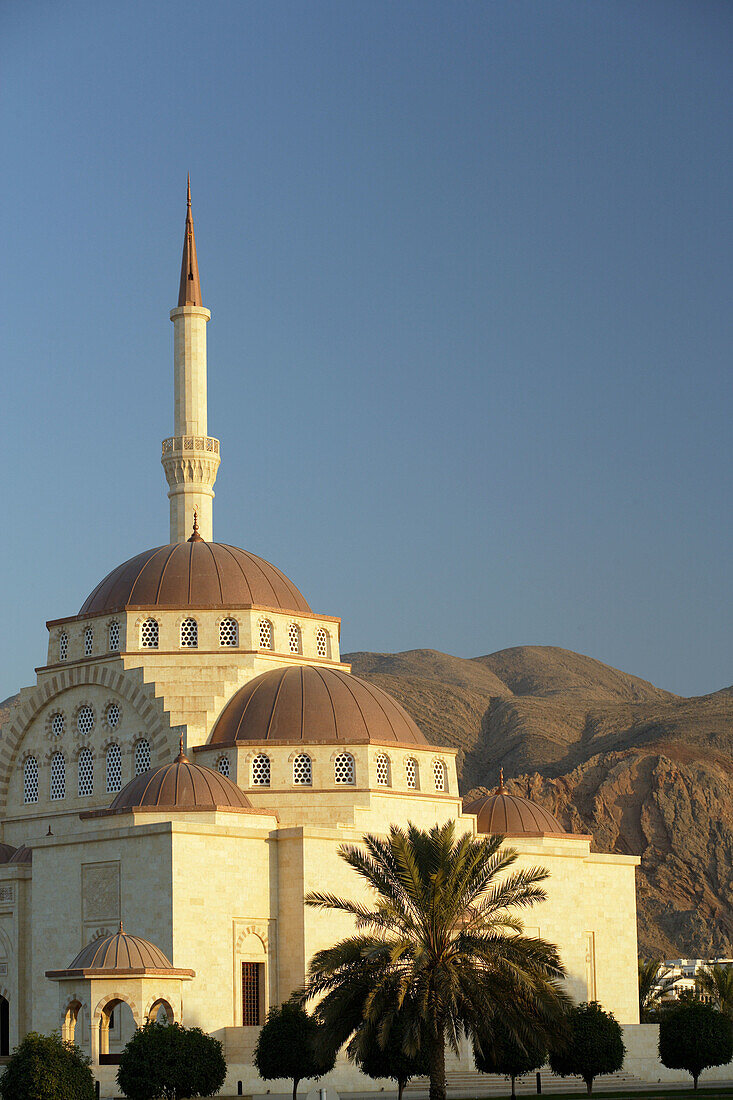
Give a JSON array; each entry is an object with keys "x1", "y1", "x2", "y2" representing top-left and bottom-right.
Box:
[
  {"x1": 0, "y1": 996, "x2": 8, "y2": 1057},
  {"x1": 147, "y1": 998, "x2": 174, "y2": 1024},
  {"x1": 98, "y1": 998, "x2": 137, "y2": 1064}
]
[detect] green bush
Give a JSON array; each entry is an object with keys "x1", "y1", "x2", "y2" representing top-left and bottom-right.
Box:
[
  {"x1": 254, "y1": 1001, "x2": 336, "y2": 1100},
  {"x1": 548, "y1": 1002, "x2": 625, "y2": 1096},
  {"x1": 117, "y1": 1021, "x2": 226, "y2": 1100},
  {"x1": 658, "y1": 1001, "x2": 733, "y2": 1090},
  {"x1": 473, "y1": 1015, "x2": 548, "y2": 1100},
  {"x1": 0, "y1": 1030, "x2": 94, "y2": 1100}
]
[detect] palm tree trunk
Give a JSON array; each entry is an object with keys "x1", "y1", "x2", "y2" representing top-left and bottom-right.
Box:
[{"x1": 428, "y1": 1028, "x2": 446, "y2": 1100}]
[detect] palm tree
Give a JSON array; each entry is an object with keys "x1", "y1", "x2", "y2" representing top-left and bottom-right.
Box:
[
  {"x1": 696, "y1": 964, "x2": 733, "y2": 1018},
  {"x1": 638, "y1": 958, "x2": 678, "y2": 1021},
  {"x1": 301, "y1": 821, "x2": 569, "y2": 1100}
]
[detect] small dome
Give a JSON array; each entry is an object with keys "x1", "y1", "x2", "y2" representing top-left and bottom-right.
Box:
[
  {"x1": 68, "y1": 924, "x2": 174, "y2": 971},
  {"x1": 0, "y1": 843, "x2": 18, "y2": 864},
  {"x1": 102, "y1": 745, "x2": 253, "y2": 815},
  {"x1": 210, "y1": 665, "x2": 429, "y2": 746},
  {"x1": 9, "y1": 845, "x2": 32, "y2": 864},
  {"x1": 464, "y1": 774, "x2": 566, "y2": 837},
  {"x1": 78, "y1": 541, "x2": 311, "y2": 616}
]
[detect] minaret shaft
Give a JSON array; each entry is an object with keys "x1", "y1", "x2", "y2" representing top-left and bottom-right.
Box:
[{"x1": 161, "y1": 184, "x2": 220, "y2": 543}]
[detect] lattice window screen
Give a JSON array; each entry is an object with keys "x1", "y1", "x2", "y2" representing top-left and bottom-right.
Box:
[
  {"x1": 77, "y1": 706, "x2": 94, "y2": 735},
  {"x1": 334, "y1": 752, "x2": 355, "y2": 784},
  {"x1": 59, "y1": 633, "x2": 68, "y2": 661},
  {"x1": 78, "y1": 749, "x2": 94, "y2": 797},
  {"x1": 180, "y1": 618, "x2": 198, "y2": 648},
  {"x1": 134, "y1": 740, "x2": 151, "y2": 775},
  {"x1": 219, "y1": 618, "x2": 238, "y2": 647},
  {"x1": 106, "y1": 703, "x2": 120, "y2": 729},
  {"x1": 50, "y1": 753, "x2": 66, "y2": 800},
  {"x1": 252, "y1": 754, "x2": 270, "y2": 786},
  {"x1": 51, "y1": 713, "x2": 64, "y2": 737},
  {"x1": 242, "y1": 962, "x2": 261, "y2": 1026},
  {"x1": 106, "y1": 744, "x2": 122, "y2": 793},
  {"x1": 376, "y1": 754, "x2": 390, "y2": 786},
  {"x1": 316, "y1": 628, "x2": 329, "y2": 658},
  {"x1": 258, "y1": 620, "x2": 273, "y2": 649},
  {"x1": 433, "y1": 760, "x2": 446, "y2": 792},
  {"x1": 288, "y1": 623, "x2": 301, "y2": 653},
  {"x1": 108, "y1": 621, "x2": 120, "y2": 651},
  {"x1": 217, "y1": 756, "x2": 230, "y2": 777},
  {"x1": 84, "y1": 627, "x2": 93, "y2": 656},
  {"x1": 405, "y1": 758, "x2": 418, "y2": 789},
  {"x1": 292, "y1": 754, "x2": 312, "y2": 785},
  {"x1": 141, "y1": 619, "x2": 159, "y2": 648},
  {"x1": 23, "y1": 758, "x2": 38, "y2": 804}
]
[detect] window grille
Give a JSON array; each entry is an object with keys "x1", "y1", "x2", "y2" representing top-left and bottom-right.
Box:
[
  {"x1": 78, "y1": 749, "x2": 94, "y2": 797},
  {"x1": 242, "y1": 962, "x2": 261, "y2": 1026},
  {"x1": 375, "y1": 754, "x2": 390, "y2": 786},
  {"x1": 108, "y1": 620, "x2": 120, "y2": 651},
  {"x1": 180, "y1": 618, "x2": 198, "y2": 648},
  {"x1": 405, "y1": 757, "x2": 418, "y2": 790},
  {"x1": 51, "y1": 713, "x2": 64, "y2": 737},
  {"x1": 288, "y1": 623, "x2": 301, "y2": 654},
  {"x1": 334, "y1": 752, "x2": 355, "y2": 785},
  {"x1": 219, "y1": 618, "x2": 238, "y2": 647},
  {"x1": 258, "y1": 619, "x2": 273, "y2": 649},
  {"x1": 433, "y1": 760, "x2": 446, "y2": 792},
  {"x1": 106, "y1": 744, "x2": 122, "y2": 793},
  {"x1": 316, "y1": 628, "x2": 329, "y2": 658},
  {"x1": 252, "y1": 754, "x2": 270, "y2": 786},
  {"x1": 134, "y1": 739, "x2": 151, "y2": 776},
  {"x1": 217, "y1": 756, "x2": 230, "y2": 778},
  {"x1": 77, "y1": 706, "x2": 94, "y2": 735},
  {"x1": 84, "y1": 626, "x2": 93, "y2": 656},
  {"x1": 141, "y1": 618, "x2": 159, "y2": 648},
  {"x1": 59, "y1": 632, "x2": 68, "y2": 661},
  {"x1": 50, "y1": 752, "x2": 66, "y2": 800},
  {"x1": 106, "y1": 703, "x2": 120, "y2": 729},
  {"x1": 292, "y1": 753, "x2": 312, "y2": 785},
  {"x1": 23, "y1": 757, "x2": 38, "y2": 804}
]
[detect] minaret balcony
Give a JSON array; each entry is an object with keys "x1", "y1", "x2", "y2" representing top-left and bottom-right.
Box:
[{"x1": 162, "y1": 435, "x2": 220, "y2": 457}]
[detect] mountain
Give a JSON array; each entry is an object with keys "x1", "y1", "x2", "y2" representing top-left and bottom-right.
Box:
[{"x1": 345, "y1": 646, "x2": 733, "y2": 959}]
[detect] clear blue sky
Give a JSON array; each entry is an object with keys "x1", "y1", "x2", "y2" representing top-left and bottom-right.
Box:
[{"x1": 2, "y1": 1, "x2": 732, "y2": 699}]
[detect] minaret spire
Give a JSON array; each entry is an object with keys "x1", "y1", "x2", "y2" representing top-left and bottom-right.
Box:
[
  {"x1": 161, "y1": 180, "x2": 220, "y2": 543},
  {"x1": 178, "y1": 174, "x2": 202, "y2": 306}
]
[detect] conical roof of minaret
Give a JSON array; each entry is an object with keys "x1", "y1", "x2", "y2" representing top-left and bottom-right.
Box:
[{"x1": 178, "y1": 175, "x2": 202, "y2": 306}]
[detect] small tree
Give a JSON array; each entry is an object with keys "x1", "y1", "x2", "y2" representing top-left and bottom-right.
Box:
[
  {"x1": 549, "y1": 1002, "x2": 625, "y2": 1096},
  {"x1": 254, "y1": 1001, "x2": 336, "y2": 1100},
  {"x1": 0, "y1": 1030, "x2": 94, "y2": 1100},
  {"x1": 349, "y1": 1014, "x2": 430, "y2": 1100},
  {"x1": 117, "y1": 1021, "x2": 226, "y2": 1100},
  {"x1": 473, "y1": 1015, "x2": 548, "y2": 1100},
  {"x1": 658, "y1": 1001, "x2": 733, "y2": 1091}
]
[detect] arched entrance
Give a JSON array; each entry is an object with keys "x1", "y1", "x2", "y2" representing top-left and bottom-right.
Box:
[
  {"x1": 99, "y1": 998, "x2": 137, "y2": 1064},
  {"x1": 147, "y1": 998, "x2": 174, "y2": 1024}
]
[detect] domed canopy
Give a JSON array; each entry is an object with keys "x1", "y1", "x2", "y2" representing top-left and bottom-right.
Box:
[
  {"x1": 0, "y1": 843, "x2": 18, "y2": 864},
  {"x1": 464, "y1": 773, "x2": 567, "y2": 837},
  {"x1": 46, "y1": 923, "x2": 195, "y2": 979},
  {"x1": 9, "y1": 845, "x2": 32, "y2": 864},
  {"x1": 82, "y1": 744, "x2": 254, "y2": 817},
  {"x1": 78, "y1": 541, "x2": 311, "y2": 616},
  {"x1": 210, "y1": 665, "x2": 429, "y2": 746}
]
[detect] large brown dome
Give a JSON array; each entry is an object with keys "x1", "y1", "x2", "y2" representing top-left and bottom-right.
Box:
[
  {"x1": 82, "y1": 747, "x2": 254, "y2": 817},
  {"x1": 67, "y1": 925, "x2": 174, "y2": 971},
  {"x1": 78, "y1": 541, "x2": 311, "y2": 616},
  {"x1": 210, "y1": 665, "x2": 429, "y2": 746},
  {"x1": 464, "y1": 776, "x2": 567, "y2": 837}
]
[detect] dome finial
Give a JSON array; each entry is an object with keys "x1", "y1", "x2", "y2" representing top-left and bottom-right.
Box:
[
  {"x1": 119, "y1": 920, "x2": 124, "y2": 934},
  {"x1": 497, "y1": 768, "x2": 505, "y2": 792},
  {"x1": 177, "y1": 734, "x2": 188, "y2": 762},
  {"x1": 187, "y1": 510, "x2": 203, "y2": 542}
]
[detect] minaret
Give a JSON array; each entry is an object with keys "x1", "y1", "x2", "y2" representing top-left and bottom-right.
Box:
[{"x1": 161, "y1": 178, "x2": 220, "y2": 542}]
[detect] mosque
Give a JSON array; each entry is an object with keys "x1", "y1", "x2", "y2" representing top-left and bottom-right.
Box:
[{"x1": 0, "y1": 186, "x2": 642, "y2": 1095}]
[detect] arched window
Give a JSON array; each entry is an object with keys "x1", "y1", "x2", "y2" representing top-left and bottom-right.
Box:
[
  {"x1": 106, "y1": 703, "x2": 120, "y2": 729},
  {"x1": 405, "y1": 757, "x2": 418, "y2": 790},
  {"x1": 77, "y1": 706, "x2": 94, "y2": 735},
  {"x1": 334, "y1": 752, "x2": 355, "y2": 785},
  {"x1": 219, "y1": 618, "x2": 238, "y2": 647},
  {"x1": 375, "y1": 753, "x2": 390, "y2": 787},
  {"x1": 23, "y1": 757, "x2": 38, "y2": 804},
  {"x1": 180, "y1": 618, "x2": 198, "y2": 648},
  {"x1": 217, "y1": 755, "x2": 230, "y2": 778},
  {"x1": 50, "y1": 752, "x2": 66, "y2": 800},
  {"x1": 258, "y1": 619, "x2": 273, "y2": 650},
  {"x1": 292, "y1": 753, "x2": 312, "y2": 785},
  {"x1": 316, "y1": 628, "x2": 330, "y2": 659},
  {"x1": 140, "y1": 618, "x2": 159, "y2": 649},
  {"x1": 108, "y1": 620, "x2": 120, "y2": 651},
  {"x1": 252, "y1": 753, "x2": 270, "y2": 786},
  {"x1": 134, "y1": 739, "x2": 151, "y2": 776},
  {"x1": 288, "y1": 623, "x2": 301, "y2": 654},
  {"x1": 59, "y1": 632, "x2": 68, "y2": 661},
  {"x1": 106, "y1": 744, "x2": 122, "y2": 793},
  {"x1": 84, "y1": 626, "x2": 93, "y2": 656},
  {"x1": 78, "y1": 749, "x2": 94, "y2": 797},
  {"x1": 433, "y1": 759, "x2": 447, "y2": 792},
  {"x1": 51, "y1": 713, "x2": 64, "y2": 738}
]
